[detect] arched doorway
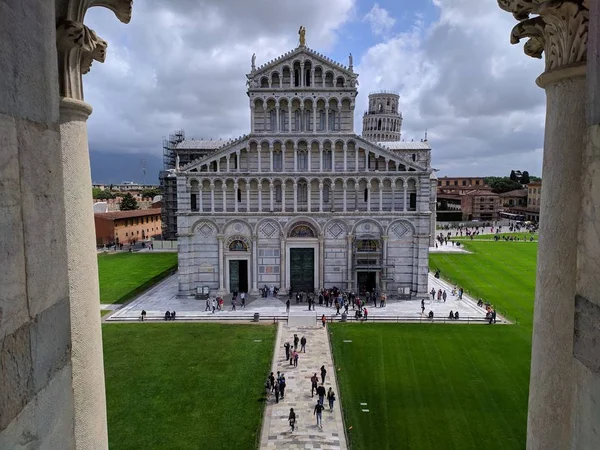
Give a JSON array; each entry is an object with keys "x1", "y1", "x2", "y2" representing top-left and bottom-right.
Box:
[{"x1": 287, "y1": 222, "x2": 318, "y2": 293}]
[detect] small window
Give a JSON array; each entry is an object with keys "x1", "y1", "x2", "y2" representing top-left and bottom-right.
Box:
[
  {"x1": 275, "y1": 185, "x2": 282, "y2": 202},
  {"x1": 323, "y1": 185, "x2": 330, "y2": 203},
  {"x1": 191, "y1": 194, "x2": 198, "y2": 211},
  {"x1": 298, "y1": 151, "x2": 308, "y2": 170},
  {"x1": 274, "y1": 151, "x2": 283, "y2": 170},
  {"x1": 237, "y1": 189, "x2": 242, "y2": 202},
  {"x1": 364, "y1": 188, "x2": 368, "y2": 202},
  {"x1": 412, "y1": 154, "x2": 416, "y2": 161}
]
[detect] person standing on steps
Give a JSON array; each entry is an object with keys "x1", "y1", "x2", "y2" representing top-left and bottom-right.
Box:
[
  {"x1": 421, "y1": 298, "x2": 425, "y2": 315},
  {"x1": 311, "y1": 373, "x2": 319, "y2": 397},
  {"x1": 241, "y1": 292, "x2": 246, "y2": 309},
  {"x1": 321, "y1": 314, "x2": 326, "y2": 327},
  {"x1": 327, "y1": 387, "x2": 336, "y2": 411},
  {"x1": 314, "y1": 401, "x2": 324, "y2": 429},
  {"x1": 321, "y1": 365, "x2": 327, "y2": 384},
  {"x1": 286, "y1": 298, "x2": 290, "y2": 312},
  {"x1": 288, "y1": 408, "x2": 296, "y2": 432},
  {"x1": 300, "y1": 335, "x2": 307, "y2": 352}
]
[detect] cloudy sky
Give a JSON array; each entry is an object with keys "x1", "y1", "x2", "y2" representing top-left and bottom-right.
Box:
[{"x1": 85, "y1": 0, "x2": 546, "y2": 181}]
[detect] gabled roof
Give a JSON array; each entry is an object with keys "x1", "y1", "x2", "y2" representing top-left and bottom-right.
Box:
[
  {"x1": 181, "y1": 133, "x2": 429, "y2": 174},
  {"x1": 250, "y1": 46, "x2": 355, "y2": 78},
  {"x1": 94, "y1": 208, "x2": 162, "y2": 221}
]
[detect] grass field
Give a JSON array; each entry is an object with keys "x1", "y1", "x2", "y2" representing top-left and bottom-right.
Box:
[
  {"x1": 331, "y1": 240, "x2": 537, "y2": 450},
  {"x1": 98, "y1": 252, "x2": 177, "y2": 304},
  {"x1": 455, "y1": 232, "x2": 538, "y2": 242},
  {"x1": 103, "y1": 323, "x2": 276, "y2": 450}
]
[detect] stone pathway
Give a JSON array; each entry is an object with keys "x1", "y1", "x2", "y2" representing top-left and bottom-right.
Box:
[
  {"x1": 260, "y1": 323, "x2": 347, "y2": 450},
  {"x1": 100, "y1": 303, "x2": 122, "y2": 310}
]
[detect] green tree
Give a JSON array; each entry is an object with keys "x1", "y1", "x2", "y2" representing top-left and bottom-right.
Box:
[
  {"x1": 92, "y1": 188, "x2": 115, "y2": 200},
  {"x1": 521, "y1": 171, "x2": 530, "y2": 184},
  {"x1": 92, "y1": 187, "x2": 103, "y2": 199},
  {"x1": 484, "y1": 176, "x2": 522, "y2": 194},
  {"x1": 119, "y1": 193, "x2": 139, "y2": 210},
  {"x1": 509, "y1": 170, "x2": 518, "y2": 182},
  {"x1": 141, "y1": 187, "x2": 162, "y2": 199}
]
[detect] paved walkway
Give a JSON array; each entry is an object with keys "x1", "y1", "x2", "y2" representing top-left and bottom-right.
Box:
[{"x1": 260, "y1": 323, "x2": 347, "y2": 450}]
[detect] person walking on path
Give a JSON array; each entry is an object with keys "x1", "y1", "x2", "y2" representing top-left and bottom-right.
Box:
[
  {"x1": 241, "y1": 292, "x2": 246, "y2": 309},
  {"x1": 279, "y1": 375, "x2": 286, "y2": 399},
  {"x1": 321, "y1": 314, "x2": 326, "y2": 327},
  {"x1": 293, "y1": 334, "x2": 299, "y2": 350},
  {"x1": 314, "y1": 401, "x2": 324, "y2": 429},
  {"x1": 286, "y1": 299, "x2": 290, "y2": 312},
  {"x1": 421, "y1": 299, "x2": 425, "y2": 315},
  {"x1": 364, "y1": 307, "x2": 368, "y2": 321},
  {"x1": 292, "y1": 350, "x2": 299, "y2": 367},
  {"x1": 284, "y1": 342, "x2": 291, "y2": 360},
  {"x1": 311, "y1": 373, "x2": 319, "y2": 397},
  {"x1": 327, "y1": 387, "x2": 336, "y2": 412},
  {"x1": 288, "y1": 408, "x2": 296, "y2": 432},
  {"x1": 212, "y1": 298, "x2": 216, "y2": 313},
  {"x1": 231, "y1": 297, "x2": 236, "y2": 311},
  {"x1": 320, "y1": 365, "x2": 327, "y2": 384},
  {"x1": 442, "y1": 290, "x2": 447, "y2": 303},
  {"x1": 141, "y1": 310, "x2": 146, "y2": 321},
  {"x1": 300, "y1": 336, "x2": 307, "y2": 352},
  {"x1": 269, "y1": 372, "x2": 275, "y2": 392},
  {"x1": 274, "y1": 381, "x2": 280, "y2": 403},
  {"x1": 205, "y1": 299, "x2": 210, "y2": 311}
]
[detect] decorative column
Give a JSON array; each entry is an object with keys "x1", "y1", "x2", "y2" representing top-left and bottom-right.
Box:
[
  {"x1": 210, "y1": 183, "x2": 215, "y2": 212},
  {"x1": 379, "y1": 181, "x2": 383, "y2": 211},
  {"x1": 300, "y1": 62, "x2": 305, "y2": 86},
  {"x1": 251, "y1": 236, "x2": 259, "y2": 294},
  {"x1": 258, "y1": 185, "x2": 263, "y2": 212},
  {"x1": 355, "y1": 147, "x2": 359, "y2": 172},
  {"x1": 236, "y1": 151, "x2": 241, "y2": 172},
  {"x1": 246, "y1": 183, "x2": 251, "y2": 212},
  {"x1": 276, "y1": 101, "x2": 280, "y2": 132},
  {"x1": 325, "y1": 108, "x2": 329, "y2": 132},
  {"x1": 226, "y1": 155, "x2": 230, "y2": 172},
  {"x1": 403, "y1": 185, "x2": 408, "y2": 211},
  {"x1": 300, "y1": 106, "x2": 305, "y2": 132},
  {"x1": 343, "y1": 180, "x2": 347, "y2": 212},
  {"x1": 365, "y1": 151, "x2": 369, "y2": 171},
  {"x1": 281, "y1": 146, "x2": 286, "y2": 172},
  {"x1": 281, "y1": 181, "x2": 286, "y2": 212},
  {"x1": 320, "y1": 143, "x2": 324, "y2": 172},
  {"x1": 307, "y1": 182, "x2": 312, "y2": 212},
  {"x1": 381, "y1": 235, "x2": 388, "y2": 291},
  {"x1": 319, "y1": 182, "x2": 324, "y2": 212},
  {"x1": 222, "y1": 184, "x2": 227, "y2": 212},
  {"x1": 391, "y1": 184, "x2": 396, "y2": 212},
  {"x1": 319, "y1": 234, "x2": 325, "y2": 290},
  {"x1": 313, "y1": 104, "x2": 318, "y2": 132},
  {"x1": 199, "y1": 187, "x2": 203, "y2": 212},
  {"x1": 55, "y1": 8, "x2": 130, "y2": 439},
  {"x1": 217, "y1": 235, "x2": 226, "y2": 295},
  {"x1": 331, "y1": 145, "x2": 335, "y2": 173},
  {"x1": 497, "y1": 2, "x2": 590, "y2": 449},
  {"x1": 234, "y1": 182, "x2": 239, "y2": 213},
  {"x1": 293, "y1": 181, "x2": 298, "y2": 212},
  {"x1": 288, "y1": 104, "x2": 292, "y2": 132},
  {"x1": 343, "y1": 143, "x2": 348, "y2": 171},
  {"x1": 307, "y1": 145, "x2": 312, "y2": 170},
  {"x1": 216, "y1": 159, "x2": 220, "y2": 173},
  {"x1": 346, "y1": 235, "x2": 354, "y2": 291},
  {"x1": 250, "y1": 103, "x2": 255, "y2": 133},
  {"x1": 270, "y1": 182, "x2": 274, "y2": 211},
  {"x1": 367, "y1": 184, "x2": 372, "y2": 212},
  {"x1": 280, "y1": 234, "x2": 287, "y2": 291},
  {"x1": 257, "y1": 146, "x2": 262, "y2": 173},
  {"x1": 294, "y1": 144, "x2": 298, "y2": 172},
  {"x1": 269, "y1": 145, "x2": 274, "y2": 172}
]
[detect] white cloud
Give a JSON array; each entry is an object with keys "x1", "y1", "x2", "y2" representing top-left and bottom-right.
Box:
[
  {"x1": 355, "y1": 0, "x2": 545, "y2": 177},
  {"x1": 363, "y1": 3, "x2": 396, "y2": 36}
]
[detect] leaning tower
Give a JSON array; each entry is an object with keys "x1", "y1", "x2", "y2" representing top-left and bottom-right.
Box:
[{"x1": 362, "y1": 91, "x2": 403, "y2": 142}]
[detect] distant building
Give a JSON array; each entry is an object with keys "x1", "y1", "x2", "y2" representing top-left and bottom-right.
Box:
[
  {"x1": 437, "y1": 176, "x2": 488, "y2": 189},
  {"x1": 92, "y1": 182, "x2": 159, "y2": 192},
  {"x1": 94, "y1": 208, "x2": 162, "y2": 246},
  {"x1": 91, "y1": 194, "x2": 157, "y2": 211},
  {"x1": 526, "y1": 180, "x2": 542, "y2": 222},
  {"x1": 460, "y1": 190, "x2": 503, "y2": 221}
]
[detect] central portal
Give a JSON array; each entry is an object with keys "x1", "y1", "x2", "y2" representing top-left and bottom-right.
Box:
[
  {"x1": 229, "y1": 260, "x2": 248, "y2": 293},
  {"x1": 290, "y1": 248, "x2": 315, "y2": 293},
  {"x1": 357, "y1": 271, "x2": 377, "y2": 295}
]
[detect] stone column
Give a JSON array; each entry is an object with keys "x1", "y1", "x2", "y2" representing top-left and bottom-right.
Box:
[
  {"x1": 300, "y1": 62, "x2": 305, "y2": 86},
  {"x1": 319, "y1": 234, "x2": 325, "y2": 290},
  {"x1": 355, "y1": 147, "x2": 359, "y2": 172},
  {"x1": 250, "y1": 103, "x2": 255, "y2": 133},
  {"x1": 325, "y1": 108, "x2": 329, "y2": 132},
  {"x1": 217, "y1": 235, "x2": 226, "y2": 295},
  {"x1": 269, "y1": 146, "x2": 274, "y2": 172},
  {"x1": 288, "y1": 104, "x2": 292, "y2": 132},
  {"x1": 199, "y1": 187, "x2": 203, "y2": 212},
  {"x1": 234, "y1": 182, "x2": 238, "y2": 213},
  {"x1": 294, "y1": 144, "x2": 298, "y2": 172},
  {"x1": 293, "y1": 181, "x2": 298, "y2": 212},
  {"x1": 379, "y1": 181, "x2": 383, "y2": 211},
  {"x1": 346, "y1": 235, "x2": 354, "y2": 291},
  {"x1": 319, "y1": 182, "x2": 324, "y2": 212},
  {"x1": 343, "y1": 143, "x2": 348, "y2": 171},
  {"x1": 367, "y1": 184, "x2": 372, "y2": 213},
  {"x1": 222, "y1": 184, "x2": 227, "y2": 212},
  {"x1": 281, "y1": 146, "x2": 286, "y2": 171},
  {"x1": 320, "y1": 143, "x2": 324, "y2": 172},
  {"x1": 210, "y1": 183, "x2": 215, "y2": 212},
  {"x1": 300, "y1": 106, "x2": 305, "y2": 132},
  {"x1": 381, "y1": 235, "x2": 388, "y2": 291},
  {"x1": 497, "y1": 2, "x2": 590, "y2": 449},
  {"x1": 403, "y1": 185, "x2": 408, "y2": 211},
  {"x1": 251, "y1": 236, "x2": 259, "y2": 294},
  {"x1": 257, "y1": 146, "x2": 262, "y2": 173},
  {"x1": 246, "y1": 183, "x2": 251, "y2": 212},
  {"x1": 331, "y1": 145, "x2": 335, "y2": 173},
  {"x1": 236, "y1": 151, "x2": 241, "y2": 172},
  {"x1": 258, "y1": 185, "x2": 263, "y2": 212},
  {"x1": 365, "y1": 151, "x2": 369, "y2": 171},
  {"x1": 276, "y1": 102, "x2": 280, "y2": 132},
  {"x1": 270, "y1": 182, "x2": 274, "y2": 211},
  {"x1": 226, "y1": 155, "x2": 230, "y2": 172},
  {"x1": 280, "y1": 235, "x2": 287, "y2": 291},
  {"x1": 313, "y1": 104, "x2": 317, "y2": 132},
  {"x1": 391, "y1": 184, "x2": 396, "y2": 212},
  {"x1": 307, "y1": 145, "x2": 312, "y2": 170},
  {"x1": 281, "y1": 181, "x2": 286, "y2": 212},
  {"x1": 307, "y1": 182, "x2": 312, "y2": 212},
  {"x1": 343, "y1": 180, "x2": 348, "y2": 213}
]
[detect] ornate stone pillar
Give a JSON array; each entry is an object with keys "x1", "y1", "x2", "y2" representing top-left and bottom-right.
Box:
[
  {"x1": 246, "y1": 182, "x2": 251, "y2": 212},
  {"x1": 217, "y1": 235, "x2": 226, "y2": 295},
  {"x1": 346, "y1": 235, "x2": 354, "y2": 291},
  {"x1": 367, "y1": 184, "x2": 372, "y2": 212},
  {"x1": 210, "y1": 182, "x2": 215, "y2": 212},
  {"x1": 307, "y1": 181, "x2": 312, "y2": 212},
  {"x1": 307, "y1": 144, "x2": 312, "y2": 170},
  {"x1": 280, "y1": 234, "x2": 287, "y2": 291},
  {"x1": 319, "y1": 181, "x2": 324, "y2": 212},
  {"x1": 403, "y1": 185, "x2": 408, "y2": 211},
  {"x1": 343, "y1": 143, "x2": 348, "y2": 171},
  {"x1": 281, "y1": 181, "x2": 286, "y2": 212},
  {"x1": 216, "y1": 158, "x2": 220, "y2": 173},
  {"x1": 288, "y1": 104, "x2": 292, "y2": 132},
  {"x1": 250, "y1": 103, "x2": 255, "y2": 133},
  {"x1": 379, "y1": 181, "x2": 383, "y2": 211},
  {"x1": 270, "y1": 182, "x2": 274, "y2": 211},
  {"x1": 257, "y1": 146, "x2": 262, "y2": 173},
  {"x1": 236, "y1": 151, "x2": 241, "y2": 172},
  {"x1": 276, "y1": 101, "x2": 280, "y2": 132},
  {"x1": 300, "y1": 62, "x2": 305, "y2": 86},
  {"x1": 199, "y1": 187, "x2": 203, "y2": 212},
  {"x1": 258, "y1": 185, "x2": 263, "y2": 212},
  {"x1": 251, "y1": 235, "x2": 259, "y2": 294},
  {"x1": 226, "y1": 155, "x2": 230, "y2": 172},
  {"x1": 313, "y1": 104, "x2": 318, "y2": 132},
  {"x1": 343, "y1": 180, "x2": 348, "y2": 212},
  {"x1": 293, "y1": 180, "x2": 298, "y2": 212},
  {"x1": 319, "y1": 234, "x2": 325, "y2": 290},
  {"x1": 300, "y1": 106, "x2": 305, "y2": 132},
  {"x1": 331, "y1": 145, "x2": 335, "y2": 173},
  {"x1": 325, "y1": 108, "x2": 329, "y2": 132},
  {"x1": 320, "y1": 143, "x2": 324, "y2": 172},
  {"x1": 381, "y1": 235, "x2": 389, "y2": 291},
  {"x1": 222, "y1": 184, "x2": 227, "y2": 212},
  {"x1": 391, "y1": 184, "x2": 396, "y2": 212},
  {"x1": 365, "y1": 151, "x2": 369, "y2": 171},
  {"x1": 234, "y1": 182, "x2": 238, "y2": 213},
  {"x1": 269, "y1": 145, "x2": 274, "y2": 172},
  {"x1": 497, "y1": 2, "x2": 590, "y2": 449},
  {"x1": 355, "y1": 147, "x2": 360, "y2": 172},
  {"x1": 294, "y1": 144, "x2": 298, "y2": 172}
]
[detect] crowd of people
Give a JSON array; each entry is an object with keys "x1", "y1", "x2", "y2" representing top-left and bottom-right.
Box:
[{"x1": 264, "y1": 332, "x2": 335, "y2": 432}]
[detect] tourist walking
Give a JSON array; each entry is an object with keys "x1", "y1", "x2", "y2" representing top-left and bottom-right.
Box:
[
  {"x1": 241, "y1": 292, "x2": 246, "y2": 308},
  {"x1": 311, "y1": 373, "x2": 318, "y2": 397},
  {"x1": 274, "y1": 381, "x2": 280, "y2": 403},
  {"x1": 364, "y1": 307, "x2": 368, "y2": 321},
  {"x1": 293, "y1": 334, "x2": 299, "y2": 350},
  {"x1": 286, "y1": 299, "x2": 290, "y2": 312},
  {"x1": 212, "y1": 298, "x2": 216, "y2": 313},
  {"x1": 321, "y1": 314, "x2": 326, "y2": 327},
  {"x1": 421, "y1": 298, "x2": 425, "y2": 314},
  {"x1": 300, "y1": 336, "x2": 307, "y2": 352},
  {"x1": 314, "y1": 401, "x2": 324, "y2": 429},
  {"x1": 292, "y1": 350, "x2": 299, "y2": 367},
  {"x1": 327, "y1": 387, "x2": 336, "y2": 411},
  {"x1": 140, "y1": 310, "x2": 146, "y2": 321},
  {"x1": 320, "y1": 365, "x2": 327, "y2": 384},
  {"x1": 205, "y1": 299, "x2": 210, "y2": 311},
  {"x1": 279, "y1": 375, "x2": 286, "y2": 399},
  {"x1": 288, "y1": 408, "x2": 296, "y2": 432},
  {"x1": 269, "y1": 372, "x2": 275, "y2": 392},
  {"x1": 284, "y1": 342, "x2": 291, "y2": 360},
  {"x1": 442, "y1": 290, "x2": 447, "y2": 302},
  {"x1": 231, "y1": 297, "x2": 236, "y2": 311}
]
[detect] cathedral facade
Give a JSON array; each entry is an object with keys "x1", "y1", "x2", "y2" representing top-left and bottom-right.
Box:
[{"x1": 176, "y1": 37, "x2": 433, "y2": 298}]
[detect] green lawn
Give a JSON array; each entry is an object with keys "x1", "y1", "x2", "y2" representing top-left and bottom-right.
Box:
[
  {"x1": 331, "y1": 240, "x2": 537, "y2": 450},
  {"x1": 103, "y1": 323, "x2": 276, "y2": 450},
  {"x1": 98, "y1": 253, "x2": 177, "y2": 304},
  {"x1": 455, "y1": 232, "x2": 538, "y2": 242}
]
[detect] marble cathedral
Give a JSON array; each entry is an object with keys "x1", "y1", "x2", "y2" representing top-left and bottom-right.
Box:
[{"x1": 176, "y1": 30, "x2": 435, "y2": 298}]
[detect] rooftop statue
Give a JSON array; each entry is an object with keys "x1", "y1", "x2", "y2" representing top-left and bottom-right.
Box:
[{"x1": 299, "y1": 25, "x2": 306, "y2": 47}]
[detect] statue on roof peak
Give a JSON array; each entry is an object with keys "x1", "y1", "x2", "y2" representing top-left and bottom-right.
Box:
[{"x1": 298, "y1": 26, "x2": 306, "y2": 47}]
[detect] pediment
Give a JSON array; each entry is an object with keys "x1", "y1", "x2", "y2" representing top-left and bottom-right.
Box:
[{"x1": 249, "y1": 47, "x2": 355, "y2": 80}]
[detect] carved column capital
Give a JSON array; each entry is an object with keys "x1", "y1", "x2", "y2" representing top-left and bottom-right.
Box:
[
  {"x1": 56, "y1": 0, "x2": 133, "y2": 101},
  {"x1": 497, "y1": 0, "x2": 589, "y2": 74}
]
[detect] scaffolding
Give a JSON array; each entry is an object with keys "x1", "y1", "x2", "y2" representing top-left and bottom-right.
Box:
[
  {"x1": 160, "y1": 129, "x2": 185, "y2": 240},
  {"x1": 162, "y1": 129, "x2": 185, "y2": 170}
]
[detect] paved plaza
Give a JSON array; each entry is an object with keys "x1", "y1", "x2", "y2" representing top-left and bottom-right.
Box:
[
  {"x1": 105, "y1": 271, "x2": 503, "y2": 323},
  {"x1": 260, "y1": 323, "x2": 347, "y2": 450}
]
